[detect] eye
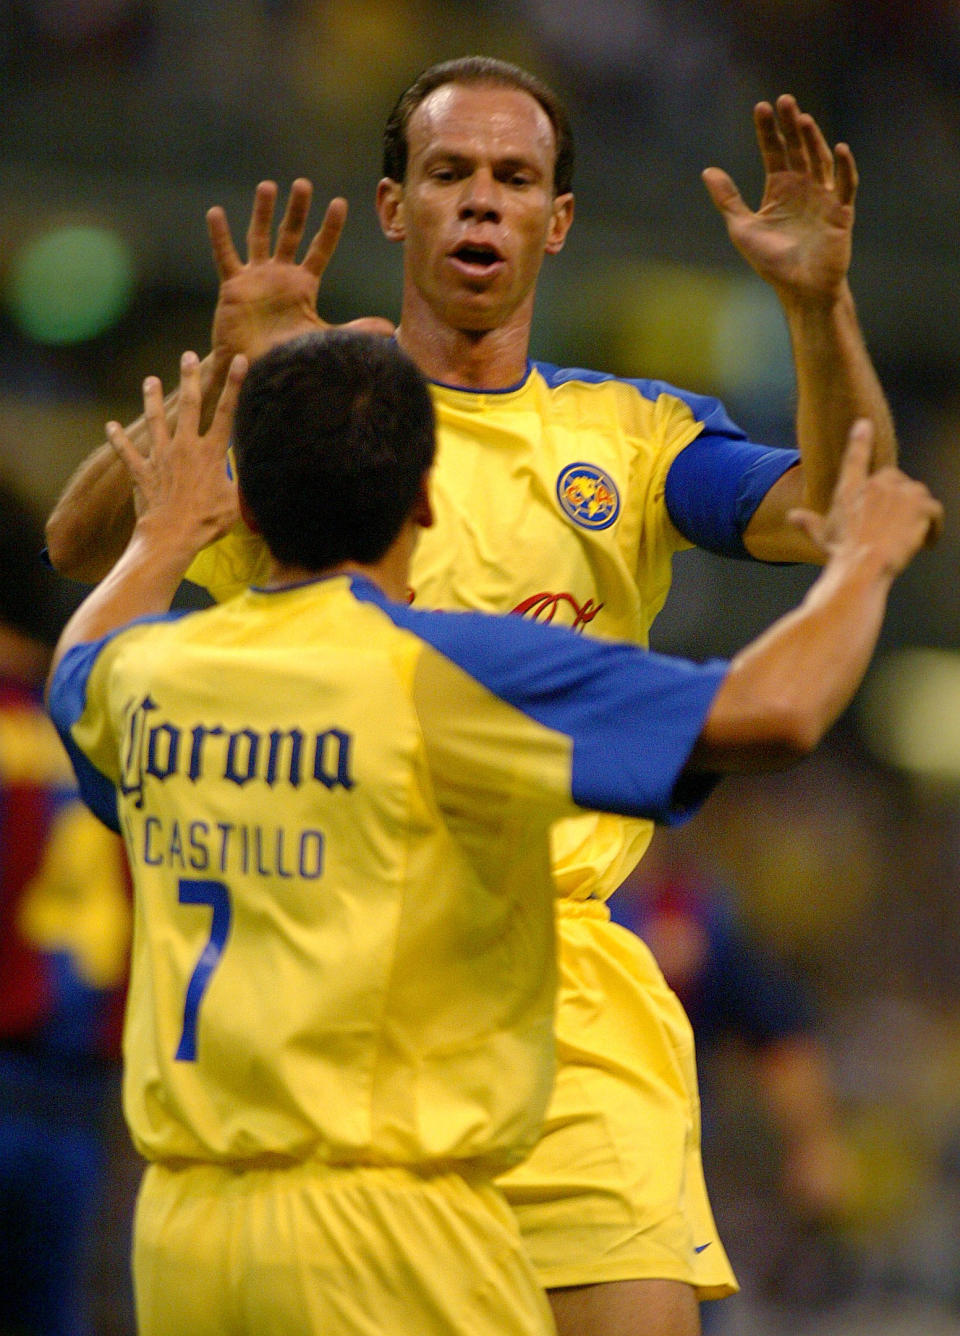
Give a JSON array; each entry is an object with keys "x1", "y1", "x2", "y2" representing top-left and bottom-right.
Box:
[{"x1": 500, "y1": 169, "x2": 535, "y2": 188}]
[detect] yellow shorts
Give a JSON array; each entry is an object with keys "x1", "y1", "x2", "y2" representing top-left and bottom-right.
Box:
[
  {"x1": 498, "y1": 900, "x2": 737, "y2": 1299},
  {"x1": 133, "y1": 1159, "x2": 556, "y2": 1335}
]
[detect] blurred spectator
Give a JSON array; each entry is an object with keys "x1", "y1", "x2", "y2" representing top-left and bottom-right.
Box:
[
  {"x1": 0, "y1": 482, "x2": 131, "y2": 1336},
  {"x1": 610, "y1": 837, "x2": 861, "y2": 1323},
  {"x1": 611, "y1": 842, "x2": 855, "y2": 1220}
]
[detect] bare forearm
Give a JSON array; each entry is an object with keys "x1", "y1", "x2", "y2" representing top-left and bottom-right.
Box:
[
  {"x1": 787, "y1": 282, "x2": 896, "y2": 509},
  {"x1": 45, "y1": 441, "x2": 138, "y2": 582},
  {"x1": 744, "y1": 289, "x2": 898, "y2": 561}
]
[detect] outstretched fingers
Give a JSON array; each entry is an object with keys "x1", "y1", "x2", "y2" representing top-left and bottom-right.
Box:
[
  {"x1": 301, "y1": 196, "x2": 350, "y2": 279},
  {"x1": 796, "y1": 107, "x2": 834, "y2": 186},
  {"x1": 139, "y1": 371, "x2": 172, "y2": 461},
  {"x1": 104, "y1": 372, "x2": 171, "y2": 514},
  {"x1": 208, "y1": 354, "x2": 248, "y2": 447},
  {"x1": 105, "y1": 418, "x2": 147, "y2": 486},
  {"x1": 773, "y1": 95, "x2": 813, "y2": 177},
  {"x1": 176, "y1": 351, "x2": 204, "y2": 439},
  {"x1": 246, "y1": 180, "x2": 279, "y2": 264},
  {"x1": 208, "y1": 178, "x2": 307, "y2": 278},
  {"x1": 210, "y1": 181, "x2": 349, "y2": 278},
  {"x1": 833, "y1": 142, "x2": 859, "y2": 207},
  {"x1": 753, "y1": 99, "x2": 789, "y2": 176},
  {"x1": 273, "y1": 178, "x2": 314, "y2": 264},
  {"x1": 207, "y1": 205, "x2": 242, "y2": 281},
  {"x1": 756, "y1": 95, "x2": 851, "y2": 192}
]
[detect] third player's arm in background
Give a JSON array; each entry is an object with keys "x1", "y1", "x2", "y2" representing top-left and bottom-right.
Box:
[{"x1": 703, "y1": 95, "x2": 896, "y2": 564}]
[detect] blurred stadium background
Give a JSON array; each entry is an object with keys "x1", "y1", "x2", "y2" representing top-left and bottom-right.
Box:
[{"x1": 4, "y1": 2, "x2": 960, "y2": 1332}]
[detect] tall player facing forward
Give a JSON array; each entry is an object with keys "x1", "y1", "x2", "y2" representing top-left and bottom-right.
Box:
[{"x1": 47, "y1": 57, "x2": 896, "y2": 1336}]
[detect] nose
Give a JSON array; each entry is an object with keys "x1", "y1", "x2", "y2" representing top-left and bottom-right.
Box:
[{"x1": 458, "y1": 169, "x2": 501, "y2": 223}]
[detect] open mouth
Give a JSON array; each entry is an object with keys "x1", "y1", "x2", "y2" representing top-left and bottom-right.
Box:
[{"x1": 451, "y1": 243, "x2": 502, "y2": 269}]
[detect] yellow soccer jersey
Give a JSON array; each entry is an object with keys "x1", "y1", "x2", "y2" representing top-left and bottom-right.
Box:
[
  {"x1": 185, "y1": 362, "x2": 797, "y2": 900},
  {"x1": 48, "y1": 575, "x2": 724, "y2": 1171}
]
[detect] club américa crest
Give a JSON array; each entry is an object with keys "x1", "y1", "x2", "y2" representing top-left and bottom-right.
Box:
[{"x1": 556, "y1": 462, "x2": 620, "y2": 530}]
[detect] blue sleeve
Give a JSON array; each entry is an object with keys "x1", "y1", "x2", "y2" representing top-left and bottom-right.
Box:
[
  {"x1": 47, "y1": 612, "x2": 186, "y2": 833},
  {"x1": 360, "y1": 586, "x2": 728, "y2": 826},
  {"x1": 47, "y1": 640, "x2": 122, "y2": 832},
  {"x1": 665, "y1": 433, "x2": 800, "y2": 559},
  {"x1": 534, "y1": 361, "x2": 799, "y2": 561}
]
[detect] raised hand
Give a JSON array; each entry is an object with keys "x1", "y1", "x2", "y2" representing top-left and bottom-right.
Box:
[
  {"x1": 788, "y1": 419, "x2": 943, "y2": 575},
  {"x1": 107, "y1": 352, "x2": 247, "y2": 554},
  {"x1": 208, "y1": 179, "x2": 395, "y2": 365},
  {"x1": 703, "y1": 95, "x2": 857, "y2": 302}
]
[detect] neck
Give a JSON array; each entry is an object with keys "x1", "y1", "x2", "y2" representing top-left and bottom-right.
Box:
[
  {"x1": 262, "y1": 541, "x2": 412, "y2": 605},
  {"x1": 396, "y1": 292, "x2": 533, "y2": 390}
]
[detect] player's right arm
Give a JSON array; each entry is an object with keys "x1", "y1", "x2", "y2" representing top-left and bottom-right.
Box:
[{"x1": 45, "y1": 179, "x2": 393, "y2": 583}]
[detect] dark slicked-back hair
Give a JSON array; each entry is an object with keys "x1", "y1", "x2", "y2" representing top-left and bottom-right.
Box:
[
  {"x1": 382, "y1": 56, "x2": 574, "y2": 196},
  {"x1": 233, "y1": 331, "x2": 436, "y2": 570}
]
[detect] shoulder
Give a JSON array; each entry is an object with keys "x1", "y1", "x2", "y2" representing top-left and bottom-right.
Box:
[
  {"x1": 357, "y1": 583, "x2": 725, "y2": 726},
  {"x1": 531, "y1": 361, "x2": 742, "y2": 428},
  {"x1": 48, "y1": 611, "x2": 193, "y2": 725},
  {"x1": 353, "y1": 584, "x2": 568, "y2": 688}
]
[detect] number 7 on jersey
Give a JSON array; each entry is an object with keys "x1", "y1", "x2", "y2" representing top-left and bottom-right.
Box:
[{"x1": 175, "y1": 877, "x2": 232, "y2": 1062}]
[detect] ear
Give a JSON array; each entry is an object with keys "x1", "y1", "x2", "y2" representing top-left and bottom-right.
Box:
[
  {"x1": 237, "y1": 487, "x2": 261, "y2": 535},
  {"x1": 545, "y1": 192, "x2": 575, "y2": 255},
  {"x1": 376, "y1": 178, "x2": 406, "y2": 242},
  {"x1": 412, "y1": 471, "x2": 434, "y2": 530}
]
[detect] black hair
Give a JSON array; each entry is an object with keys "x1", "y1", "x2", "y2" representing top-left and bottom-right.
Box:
[
  {"x1": 233, "y1": 330, "x2": 436, "y2": 570},
  {"x1": 382, "y1": 55, "x2": 574, "y2": 196}
]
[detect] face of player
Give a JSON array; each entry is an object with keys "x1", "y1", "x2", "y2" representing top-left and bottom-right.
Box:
[{"x1": 377, "y1": 82, "x2": 575, "y2": 335}]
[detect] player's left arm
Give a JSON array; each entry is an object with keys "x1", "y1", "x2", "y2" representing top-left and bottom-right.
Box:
[
  {"x1": 703, "y1": 95, "x2": 895, "y2": 564},
  {"x1": 46, "y1": 352, "x2": 246, "y2": 689}
]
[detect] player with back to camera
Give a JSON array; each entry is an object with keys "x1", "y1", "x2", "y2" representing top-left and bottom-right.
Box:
[
  {"x1": 46, "y1": 55, "x2": 901, "y2": 1336},
  {"x1": 46, "y1": 328, "x2": 939, "y2": 1336}
]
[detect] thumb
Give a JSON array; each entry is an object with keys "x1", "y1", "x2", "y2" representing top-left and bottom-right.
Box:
[
  {"x1": 701, "y1": 167, "x2": 749, "y2": 220},
  {"x1": 837, "y1": 418, "x2": 874, "y2": 491}
]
